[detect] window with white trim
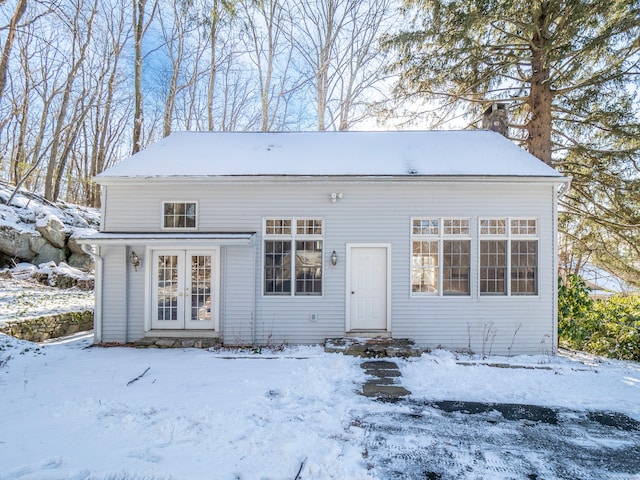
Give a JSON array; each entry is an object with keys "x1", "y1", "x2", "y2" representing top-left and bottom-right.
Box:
[
  {"x1": 411, "y1": 218, "x2": 471, "y2": 295},
  {"x1": 163, "y1": 202, "x2": 197, "y2": 229},
  {"x1": 264, "y1": 218, "x2": 323, "y2": 296},
  {"x1": 480, "y1": 218, "x2": 538, "y2": 295}
]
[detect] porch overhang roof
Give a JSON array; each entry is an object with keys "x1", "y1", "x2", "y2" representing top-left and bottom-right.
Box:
[{"x1": 76, "y1": 232, "x2": 256, "y2": 246}]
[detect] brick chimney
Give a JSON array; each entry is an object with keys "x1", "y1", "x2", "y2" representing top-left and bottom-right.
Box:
[{"x1": 482, "y1": 103, "x2": 509, "y2": 137}]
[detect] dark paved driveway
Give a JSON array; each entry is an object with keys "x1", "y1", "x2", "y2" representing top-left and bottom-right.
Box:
[{"x1": 359, "y1": 399, "x2": 640, "y2": 480}]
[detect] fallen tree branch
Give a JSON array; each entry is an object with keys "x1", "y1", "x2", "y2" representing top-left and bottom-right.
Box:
[
  {"x1": 294, "y1": 457, "x2": 307, "y2": 480},
  {"x1": 126, "y1": 367, "x2": 150, "y2": 386}
]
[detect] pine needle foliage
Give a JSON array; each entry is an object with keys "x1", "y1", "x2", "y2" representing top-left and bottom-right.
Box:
[{"x1": 385, "y1": 0, "x2": 640, "y2": 286}]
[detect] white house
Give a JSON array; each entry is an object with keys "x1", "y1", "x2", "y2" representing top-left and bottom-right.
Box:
[{"x1": 79, "y1": 131, "x2": 568, "y2": 355}]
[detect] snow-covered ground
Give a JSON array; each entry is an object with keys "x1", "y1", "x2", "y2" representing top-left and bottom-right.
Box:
[
  {"x1": 1, "y1": 333, "x2": 639, "y2": 480},
  {"x1": 0, "y1": 276, "x2": 93, "y2": 327}
]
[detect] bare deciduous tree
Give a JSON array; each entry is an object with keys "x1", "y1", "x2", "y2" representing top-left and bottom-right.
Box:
[
  {"x1": 0, "y1": 0, "x2": 395, "y2": 205},
  {"x1": 0, "y1": 0, "x2": 27, "y2": 106},
  {"x1": 132, "y1": 0, "x2": 158, "y2": 154},
  {"x1": 292, "y1": 0, "x2": 393, "y2": 131},
  {"x1": 239, "y1": 0, "x2": 303, "y2": 131},
  {"x1": 43, "y1": 0, "x2": 99, "y2": 201},
  {"x1": 84, "y1": 0, "x2": 132, "y2": 206}
]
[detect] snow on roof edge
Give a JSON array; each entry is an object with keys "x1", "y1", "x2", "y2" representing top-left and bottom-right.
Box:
[{"x1": 97, "y1": 130, "x2": 565, "y2": 180}]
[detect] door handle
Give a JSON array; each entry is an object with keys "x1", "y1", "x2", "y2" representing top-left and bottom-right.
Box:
[{"x1": 351, "y1": 291, "x2": 355, "y2": 294}]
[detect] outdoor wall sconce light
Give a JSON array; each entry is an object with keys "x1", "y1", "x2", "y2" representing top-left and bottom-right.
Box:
[
  {"x1": 330, "y1": 192, "x2": 343, "y2": 203},
  {"x1": 330, "y1": 250, "x2": 338, "y2": 267},
  {"x1": 129, "y1": 251, "x2": 141, "y2": 271}
]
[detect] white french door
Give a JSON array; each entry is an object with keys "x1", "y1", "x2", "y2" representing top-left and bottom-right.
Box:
[{"x1": 151, "y1": 249, "x2": 218, "y2": 330}]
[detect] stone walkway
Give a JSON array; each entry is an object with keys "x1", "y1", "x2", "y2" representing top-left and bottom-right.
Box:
[
  {"x1": 361, "y1": 360, "x2": 411, "y2": 399},
  {"x1": 325, "y1": 337, "x2": 423, "y2": 358}
]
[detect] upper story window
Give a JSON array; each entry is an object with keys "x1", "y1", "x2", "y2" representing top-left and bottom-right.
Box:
[
  {"x1": 163, "y1": 202, "x2": 197, "y2": 229},
  {"x1": 480, "y1": 218, "x2": 538, "y2": 296},
  {"x1": 264, "y1": 218, "x2": 323, "y2": 296},
  {"x1": 411, "y1": 217, "x2": 471, "y2": 296}
]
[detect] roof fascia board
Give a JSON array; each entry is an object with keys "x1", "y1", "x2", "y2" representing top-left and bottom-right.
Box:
[
  {"x1": 77, "y1": 232, "x2": 256, "y2": 246},
  {"x1": 94, "y1": 175, "x2": 568, "y2": 187}
]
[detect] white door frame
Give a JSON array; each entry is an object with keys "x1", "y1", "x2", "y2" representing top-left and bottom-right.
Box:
[
  {"x1": 345, "y1": 243, "x2": 391, "y2": 333},
  {"x1": 145, "y1": 246, "x2": 220, "y2": 332}
]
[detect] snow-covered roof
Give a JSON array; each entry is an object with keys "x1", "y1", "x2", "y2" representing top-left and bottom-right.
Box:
[{"x1": 97, "y1": 130, "x2": 565, "y2": 181}]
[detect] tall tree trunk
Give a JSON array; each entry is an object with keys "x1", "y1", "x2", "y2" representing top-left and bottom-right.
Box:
[
  {"x1": 527, "y1": 5, "x2": 553, "y2": 166},
  {"x1": 207, "y1": 0, "x2": 219, "y2": 131},
  {"x1": 10, "y1": 82, "x2": 30, "y2": 184},
  {"x1": 0, "y1": 0, "x2": 28, "y2": 106},
  {"x1": 132, "y1": 0, "x2": 146, "y2": 154},
  {"x1": 53, "y1": 91, "x2": 95, "y2": 201}
]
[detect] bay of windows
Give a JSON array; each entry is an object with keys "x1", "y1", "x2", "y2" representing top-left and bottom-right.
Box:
[{"x1": 412, "y1": 217, "x2": 538, "y2": 297}]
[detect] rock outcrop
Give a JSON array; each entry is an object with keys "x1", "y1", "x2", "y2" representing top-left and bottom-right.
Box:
[
  {"x1": 0, "y1": 216, "x2": 92, "y2": 268},
  {"x1": 35, "y1": 210, "x2": 67, "y2": 248},
  {"x1": 0, "y1": 185, "x2": 98, "y2": 271}
]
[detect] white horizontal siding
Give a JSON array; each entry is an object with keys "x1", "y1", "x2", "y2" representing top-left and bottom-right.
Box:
[
  {"x1": 100, "y1": 245, "x2": 127, "y2": 343},
  {"x1": 221, "y1": 245, "x2": 256, "y2": 345},
  {"x1": 100, "y1": 180, "x2": 557, "y2": 354}
]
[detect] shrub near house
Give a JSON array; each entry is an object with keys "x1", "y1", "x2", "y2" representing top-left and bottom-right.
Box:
[{"x1": 559, "y1": 274, "x2": 640, "y2": 361}]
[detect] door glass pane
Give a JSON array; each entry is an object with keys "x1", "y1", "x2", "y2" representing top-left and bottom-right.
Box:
[
  {"x1": 191, "y1": 255, "x2": 212, "y2": 321},
  {"x1": 157, "y1": 255, "x2": 179, "y2": 321}
]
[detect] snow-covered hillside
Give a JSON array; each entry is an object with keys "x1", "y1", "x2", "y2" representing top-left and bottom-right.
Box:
[
  {"x1": 0, "y1": 182, "x2": 99, "y2": 271},
  {"x1": 0, "y1": 184, "x2": 97, "y2": 326}
]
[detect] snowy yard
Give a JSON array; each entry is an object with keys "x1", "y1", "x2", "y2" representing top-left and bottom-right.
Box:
[
  {"x1": 0, "y1": 278, "x2": 93, "y2": 327},
  {"x1": 1, "y1": 333, "x2": 640, "y2": 480}
]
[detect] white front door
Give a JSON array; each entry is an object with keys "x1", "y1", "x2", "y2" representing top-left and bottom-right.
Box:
[
  {"x1": 151, "y1": 249, "x2": 218, "y2": 330},
  {"x1": 347, "y1": 245, "x2": 389, "y2": 331}
]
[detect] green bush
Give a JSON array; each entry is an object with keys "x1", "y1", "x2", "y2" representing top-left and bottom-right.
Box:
[
  {"x1": 586, "y1": 296, "x2": 640, "y2": 361},
  {"x1": 558, "y1": 274, "x2": 594, "y2": 349},
  {"x1": 558, "y1": 274, "x2": 640, "y2": 361}
]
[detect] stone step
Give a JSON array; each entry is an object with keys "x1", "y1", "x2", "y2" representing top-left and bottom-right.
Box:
[
  {"x1": 325, "y1": 337, "x2": 423, "y2": 358},
  {"x1": 362, "y1": 382, "x2": 411, "y2": 398},
  {"x1": 360, "y1": 359, "x2": 411, "y2": 399}
]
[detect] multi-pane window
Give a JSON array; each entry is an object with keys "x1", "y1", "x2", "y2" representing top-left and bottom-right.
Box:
[
  {"x1": 264, "y1": 218, "x2": 323, "y2": 296},
  {"x1": 163, "y1": 202, "x2": 197, "y2": 229},
  {"x1": 480, "y1": 218, "x2": 538, "y2": 296},
  {"x1": 412, "y1": 218, "x2": 470, "y2": 295}
]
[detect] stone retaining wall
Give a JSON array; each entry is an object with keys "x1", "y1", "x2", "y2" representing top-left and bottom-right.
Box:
[
  {"x1": 132, "y1": 337, "x2": 221, "y2": 349},
  {"x1": 0, "y1": 310, "x2": 93, "y2": 342}
]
